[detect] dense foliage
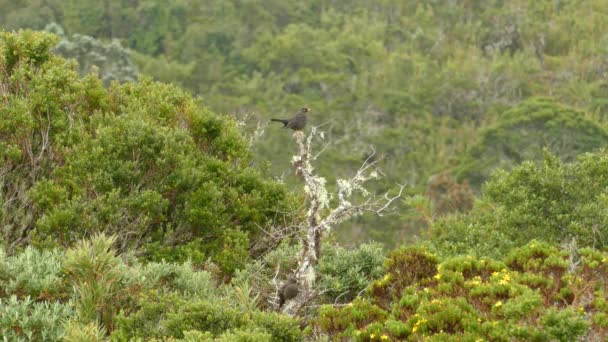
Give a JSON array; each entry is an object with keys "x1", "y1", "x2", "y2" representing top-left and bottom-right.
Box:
[
  {"x1": 0, "y1": 235, "x2": 303, "y2": 340},
  {"x1": 2, "y1": 2, "x2": 608, "y2": 340},
  {"x1": 431, "y1": 151, "x2": 608, "y2": 258},
  {"x1": 315, "y1": 243, "x2": 608, "y2": 341},
  {"x1": 4, "y1": 0, "x2": 608, "y2": 245},
  {"x1": 456, "y1": 98, "x2": 608, "y2": 190},
  {"x1": 0, "y1": 30, "x2": 293, "y2": 273}
]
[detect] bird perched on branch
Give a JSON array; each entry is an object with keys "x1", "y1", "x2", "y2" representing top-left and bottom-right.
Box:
[
  {"x1": 271, "y1": 107, "x2": 310, "y2": 131},
  {"x1": 279, "y1": 276, "x2": 299, "y2": 308}
]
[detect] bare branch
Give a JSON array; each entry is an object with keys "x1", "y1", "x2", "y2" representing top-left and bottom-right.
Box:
[{"x1": 280, "y1": 126, "x2": 406, "y2": 316}]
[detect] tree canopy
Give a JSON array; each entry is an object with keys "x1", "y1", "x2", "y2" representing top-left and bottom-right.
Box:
[{"x1": 0, "y1": 30, "x2": 294, "y2": 273}]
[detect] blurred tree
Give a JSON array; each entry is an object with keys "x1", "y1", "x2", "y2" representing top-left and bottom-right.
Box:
[
  {"x1": 45, "y1": 23, "x2": 138, "y2": 86},
  {"x1": 456, "y1": 98, "x2": 608, "y2": 190},
  {"x1": 433, "y1": 151, "x2": 608, "y2": 258}
]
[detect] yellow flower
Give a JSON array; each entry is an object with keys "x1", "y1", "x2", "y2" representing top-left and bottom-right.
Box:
[
  {"x1": 370, "y1": 333, "x2": 375, "y2": 339},
  {"x1": 433, "y1": 273, "x2": 442, "y2": 280},
  {"x1": 494, "y1": 301, "x2": 503, "y2": 307},
  {"x1": 381, "y1": 334, "x2": 389, "y2": 340},
  {"x1": 412, "y1": 326, "x2": 418, "y2": 333}
]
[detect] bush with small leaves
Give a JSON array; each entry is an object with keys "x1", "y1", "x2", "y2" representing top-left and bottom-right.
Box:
[
  {"x1": 316, "y1": 298, "x2": 388, "y2": 338},
  {"x1": 313, "y1": 241, "x2": 607, "y2": 340},
  {"x1": 542, "y1": 308, "x2": 589, "y2": 342},
  {"x1": 433, "y1": 151, "x2": 608, "y2": 258},
  {"x1": 317, "y1": 242, "x2": 385, "y2": 303},
  {"x1": 0, "y1": 246, "x2": 64, "y2": 300},
  {"x1": 112, "y1": 291, "x2": 303, "y2": 341},
  {"x1": 370, "y1": 247, "x2": 438, "y2": 308},
  {"x1": 127, "y1": 260, "x2": 216, "y2": 299},
  {"x1": 62, "y1": 320, "x2": 106, "y2": 342},
  {"x1": 1, "y1": 30, "x2": 295, "y2": 275},
  {"x1": 0, "y1": 295, "x2": 74, "y2": 341}
]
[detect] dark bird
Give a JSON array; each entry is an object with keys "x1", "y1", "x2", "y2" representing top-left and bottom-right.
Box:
[
  {"x1": 279, "y1": 277, "x2": 299, "y2": 308},
  {"x1": 271, "y1": 107, "x2": 310, "y2": 131}
]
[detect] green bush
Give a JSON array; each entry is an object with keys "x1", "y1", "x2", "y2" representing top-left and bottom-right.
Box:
[
  {"x1": 314, "y1": 242, "x2": 606, "y2": 340},
  {"x1": 63, "y1": 234, "x2": 126, "y2": 329},
  {"x1": 542, "y1": 308, "x2": 588, "y2": 342},
  {"x1": 0, "y1": 246, "x2": 64, "y2": 300},
  {"x1": 165, "y1": 300, "x2": 247, "y2": 337},
  {"x1": 112, "y1": 291, "x2": 303, "y2": 341},
  {"x1": 0, "y1": 30, "x2": 294, "y2": 275},
  {"x1": 370, "y1": 247, "x2": 438, "y2": 308},
  {"x1": 432, "y1": 151, "x2": 608, "y2": 258},
  {"x1": 317, "y1": 242, "x2": 385, "y2": 303},
  {"x1": 62, "y1": 321, "x2": 106, "y2": 342},
  {"x1": 0, "y1": 295, "x2": 74, "y2": 341}
]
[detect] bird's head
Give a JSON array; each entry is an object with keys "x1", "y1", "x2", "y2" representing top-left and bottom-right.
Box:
[{"x1": 301, "y1": 107, "x2": 310, "y2": 114}]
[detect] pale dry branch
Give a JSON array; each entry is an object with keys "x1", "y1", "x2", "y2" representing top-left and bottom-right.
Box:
[
  {"x1": 269, "y1": 265, "x2": 281, "y2": 308},
  {"x1": 280, "y1": 126, "x2": 405, "y2": 316}
]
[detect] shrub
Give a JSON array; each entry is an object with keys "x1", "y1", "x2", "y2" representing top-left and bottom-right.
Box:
[
  {"x1": 63, "y1": 234, "x2": 126, "y2": 329},
  {"x1": 0, "y1": 246, "x2": 64, "y2": 300},
  {"x1": 542, "y1": 308, "x2": 588, "y2": 342},
  {"x1": 432, "y1": 151, "x2": 608, "y2": 258},
  {"x1": 370, "y1": 247, "x2": 438, "y2": 308},
  {"x1": 312, "y1": 242, "x2": 607, "y2": 340},
  {"x1": 317, "y1": 242, "x2": 385, "y2": 303},
  {"x1": 0, "y1": 295, "x2": 74, "y2": 341},
  {"x1": 0, "y1": 30, "x2": 294, "y2": 275}
]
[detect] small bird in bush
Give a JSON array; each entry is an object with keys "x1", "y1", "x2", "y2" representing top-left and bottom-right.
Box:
[
  {"x1": 279, "y1": 276, "x2": 299, "y2": 308},
  {"x1": 271, "y1": 107, "x2": 310, "y2": 131}
]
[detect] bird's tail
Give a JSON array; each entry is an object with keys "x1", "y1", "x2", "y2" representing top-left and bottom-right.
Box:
[{"x1": 270, "y1": 118, "x2": 288, "y2": 126}]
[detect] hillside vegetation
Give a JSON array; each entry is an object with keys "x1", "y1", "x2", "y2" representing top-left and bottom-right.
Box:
[{"x1": 1, "y1": 1, "x2": 608, "y2": 340}]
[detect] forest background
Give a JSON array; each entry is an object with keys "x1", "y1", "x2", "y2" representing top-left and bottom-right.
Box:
[{"x1": 1, "y1": 1, "x2": 608, "y2": 341}]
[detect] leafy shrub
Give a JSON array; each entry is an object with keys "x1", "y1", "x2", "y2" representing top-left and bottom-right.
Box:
[
  {"x1": 370, "y1": 247, "x2": 438, "y2": 308},
  {"x1": 111, "y1": 291, "x2": 182, "y2": 340},
  {"x1": 317, "y1": 298, "x2": 388, "y2": 336},
  {"x1": 165, "y1": 300, "x2": 247, "y2": 337},
  {"x1": 0, "y1": 295, "x2": 74, "y2": 341},
  {"x1": 0, "y1": 246, "x2": 64, "y2": 300},
  {"x1": 62, "y1": 320, "x2": 106, "y2": 342},
  {"x1": 314, "y1": 242, "x2": 607, "y2": 340},
  {"x1": 317, "y1": 242, "x2": 385, "y2": 303},
  {"x1": 128, "y1": 260, "x2": 216, "y2": 299},
  {"x1": 112, "y1": 291, "x2": 303, "y2": 341},
  {"x1": 432, "y1": 151, "x2": 608, "y2": 258},
  {"x1": 250, "y1": 311, "x2": 303, "y2": 342},
  {"x1": 542, "y1": 308, "x2": 588, "y2": 342},
  {"x1": 63, "y1": 234, "x2": 126, "y2": 329}
]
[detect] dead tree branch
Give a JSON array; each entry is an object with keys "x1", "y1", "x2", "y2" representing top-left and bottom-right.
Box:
[{"x1": 282, "y1": 126, "x2": 405, "y2": 316}]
